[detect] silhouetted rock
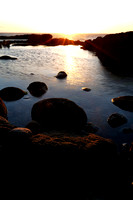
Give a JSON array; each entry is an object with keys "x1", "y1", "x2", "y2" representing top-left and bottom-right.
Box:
[
  {"x1": 82, "y1": 31, "x2": 133, "y2": 75},
  {"x1": 31, "y1": 98, "x2": 87, "y2": 131},
  {"x1": 0, "y1": 55, "x2": 17, "y2": 60},
  {"x1": 107, "y1": 113, "x2": 127, "y2": 128},
  {"x1": 27, "y1": 81, "x2": 48, "y2": 97},
  {"x1": 83, "y1": 122, "x2": 99, "y2": 133},
  {"x1": 0, "y1": 87, "x2": 27, "y2": 101},
  {"x1": 9, "y1": 128, "x2": 32, "y2": 146},
  {"x1": 0, "y1": 116, "x2": 15, "y2": 144},
  {"x1": 82, "y1": 87, "x2": 91, "y2": 92},
  {"x1": 25, "y1": 120, "x2": 41, "y2": 134},
  {"x1": 0, "y1": 97, "x2": 7, "y2": 119},
  {"x1": 27, "y1": 34, "x2": 52, "y2": 45},
  {"x1": 56, "y1": 71, "x2": 67, "y2": 79},
  {"x1": 112, "y1": 96, "x2": 133, "y2": 112}
]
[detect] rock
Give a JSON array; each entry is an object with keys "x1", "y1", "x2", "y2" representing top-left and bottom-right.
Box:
[
  {"x1": 82, "y1": 31, "x2": 133, "y2": 75},
  {"x1": 31, "y1": 98, "x2": 87, "y2": 131},
  {"x1": 0, "y1": 116, "x2": 15, "y2": 144},
  {"x1": 107, "y1": 113, "x2": 127, "y2": 128},
  {"x1": 112, "y1": 96, "x2": 133, "y2": 112},
  {"x1": 25, "y1": 120, "x2": 41, "y2": 134},
  {"x1": 122, "y1": 127, "x2": 133, "y2": 134},
  {"x1": 0, "y1": 55, "x2": 17, "y2": 60},
  {"x1": 0, "y1": 97, "x2": 8, "y2": 119},
  {"x1": 82, "y1": 87, "x2": 91, "y2": 92},
  {"x1": 56, "y1": 71, "x2": 67, "y2": 79},
  {"x1": 0, "y1": 87, "x2": 27, "y2": 101},
  {"x1": 31, "y1": 133, "x2": 116, "y2": 156},
  {"x1": 9, "y1": 128, "x2": 32, "y2": 146},
  {"x1": 83, "y1": 122, "x2": 99, "y2": 133},
  {"x1": 27, "y1": 81, "x2": 48, "y2": 97}
]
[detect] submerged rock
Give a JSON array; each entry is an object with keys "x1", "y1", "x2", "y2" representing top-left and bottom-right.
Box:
[
  {"x1": 31, "y1": 98, "x2": 87, "y2": 131},
  {"x1": 0, "y1": 97, "x2": 7, "y2": 119},
  {"x1": 82, "y1": 87, "x2": 91, "y2": 92},
  {"x1": 107, "y1": 113, "x2": 127, "y2": 128},
  {"x1": 0, "y1": 55, "x2": 17, "y2": 60},
  {"x1": 56, "y1": 71, "x2": 67, "y2": 79},
  {"x1": 27, "y1": 81, "x2": 48, "y2": 97},
  {"x1": 0, "y1": 87, "x2": 27, "y2": 101},
  {"x1": 112, "y1": 96, "x2": 133, "y2": 112}
]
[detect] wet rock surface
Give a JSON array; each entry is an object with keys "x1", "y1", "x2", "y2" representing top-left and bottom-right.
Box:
[
  {"x1": 112, "y1": 96, "x2": 133, "y2": 112},
  {"x1": 107, "y1": 113, "x2": 127, "y2": 128},
  {"x1": 27, "y1": 81, "x2": 48, "y2": 97},
  {"x1": 0, "y1": 97, "x2": 8, "y2": 119},
  {"x1": 31, "y1": 98, "x2": 87, "y2": 131},
  {"x1": 56, "y1": 71, "x2": 67, "y2": 79},
  {"x1": 0, "y1": 55, "x2": 17, "y2": 60},
  {"x1": 0, "y1": 87, "x2": 27, "y2": 101}
]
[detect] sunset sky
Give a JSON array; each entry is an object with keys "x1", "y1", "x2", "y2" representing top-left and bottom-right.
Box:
[{"x1": 0, "y1": 0, "x2": 133, "y2": 34}]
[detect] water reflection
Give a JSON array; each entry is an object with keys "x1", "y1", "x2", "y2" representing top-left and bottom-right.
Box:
[{"x1": 63, "y1": 45, "x2": 91, "y2": 86}]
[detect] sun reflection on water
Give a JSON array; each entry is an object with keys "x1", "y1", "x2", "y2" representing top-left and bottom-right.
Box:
[{"x1": 62, "y1": 45, "x2": 90, "y2": 86}]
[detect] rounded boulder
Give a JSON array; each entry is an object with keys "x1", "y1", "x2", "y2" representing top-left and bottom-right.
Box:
[
  {"x1": 27, "y1": 81, "x2": 48, "y2": 97},
  {"x1": 31, "y1": 98, "x2": 87, "y2": 130},
  {"x1": 0, "y1": 87, "x2": 27, "y2": 101}
]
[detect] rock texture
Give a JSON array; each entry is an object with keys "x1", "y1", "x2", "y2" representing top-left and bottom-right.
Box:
[
  {"x1": 107, "y1": 113, "x2": 127, "y2": 128},
  {"x1": 56, "y1": 71, "x2": 67, "y2": 79},
  {"x1": 82, "y1": 31, "x2": 133, "y2": 75},
  {"x1": 31, "y1": 98, "x2": 87, "y2": 130},
  {"x1": 0, "y1": 87, "x2": 27, "y2": 101},
  {"x1": 112, "y1": 96, "x2": 133, "y2": 111},
  {"x1": 0, "y1": 97, "x2": 8, "y2": 119},
  {"x1": 27, "y1": 81, "x2": 48, "y2": 97}
]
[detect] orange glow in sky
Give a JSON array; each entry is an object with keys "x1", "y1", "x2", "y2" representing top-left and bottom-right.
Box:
[{"x1": 0, "y1": 0, "x2": 133, "y2": 34}]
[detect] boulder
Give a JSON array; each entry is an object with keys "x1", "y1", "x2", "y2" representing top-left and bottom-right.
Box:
[
  {"x1": 0, "y1": 87, "x2": 27, "y2": 101},
  {"x1": 25, "y1": 120, "x2": 41, "y2": 134},
  {"x1": 27, "y1": 81, "x2": 48, "y2": 97},
  {"x1": 112, "y1": 96, "x2": 133, "y2": 112},
  {"x1": 0, "y1": 116, "x2": 15, "y2": 144},
  {"x1": 0, "y1": 97, "x2": 7, "y2": 119},
  {"x1": 107, "y1": 113, "x2": 127, "y2": 128},
  {"x1": 9, "y1": 128, "x2": 32, "y2": 146},
  {"x1": 0, "y1": 55, "x2": 17, "y2": 60},
  {"x1": 56, "y1": 71, "x2": 67, "y2": 79},
  {"x1": 31, "y1": 133, "x2": 116, "y2": 158},
  {"x1": 31, "y1": 98, "x2": 87, "y2": 131}
]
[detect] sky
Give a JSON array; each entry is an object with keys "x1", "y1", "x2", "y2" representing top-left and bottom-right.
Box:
[{"x1": 0, "y1": 0, "x2": 133, "y2": 34}]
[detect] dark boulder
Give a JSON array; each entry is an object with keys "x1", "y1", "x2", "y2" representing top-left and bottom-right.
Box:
[
  {"x1": 0, "y1": 55, "x2": 17, "y2": 60},
  {"x1": 25, "y1": 120, "x2": 41, "y2": 134},
  {"x1": 0, "y1": 87, "x2": 27, "y2": 101},
  {"x1": 0, "y1": 97, "x2": 7, "y2": 119},
  {"x1": 8, "y1": 128, "x2": 32, "y2": 146},
  {"x1": 107, "y1": 113, "x2": 127, "y2": 128},
  {"x1": 31, "y1": 98, "x2": 87, "y2": 131},
  {"x1": 112, "y1": 96, "x2": 133, "y2": 112},
  {"x1": 56, "y1": 71, "x2": 67, "y2": 79},
  {"x1": 27, "y1": 81, "x2": 48, "y2": 97},
  {"x1": 82, "y1": 32, "x2": 133, "y2": 75},
  {"x1": 0, "y1": 116, "x2": 15, "y2": 144}
]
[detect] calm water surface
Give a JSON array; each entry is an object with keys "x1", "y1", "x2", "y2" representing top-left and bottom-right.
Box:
[{"x1": 0, "y1": 44, "x2": 133, "y2": 147}]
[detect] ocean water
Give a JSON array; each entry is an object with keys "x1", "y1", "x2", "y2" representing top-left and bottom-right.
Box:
[{"x1": 0, "y1": 33, "x2": 133, "y2": 148}]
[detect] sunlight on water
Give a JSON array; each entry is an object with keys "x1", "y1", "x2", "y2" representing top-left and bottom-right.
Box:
[{"x1": 1, "y1": 44, "x2": 133, "y2": 146}]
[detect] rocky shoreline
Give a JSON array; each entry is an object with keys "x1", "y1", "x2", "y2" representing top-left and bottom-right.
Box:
[
  {"x1": 1, "y1": 32, "x2": 133, "y2": 198},
  {"x1": 1, "y1": 31, "x2": 133, "y2": 76},
  {"x1": 0, "y1": 83, "x2": 133, "y2": 199}
]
